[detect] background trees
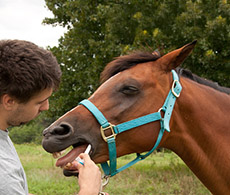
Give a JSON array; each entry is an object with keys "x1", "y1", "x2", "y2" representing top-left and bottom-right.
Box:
[
  {"x1": 10, "y1": 0, "x2": 230, "y2": 143},
  {"x1": 44, "y1": 0, "x2": 230, "y2": 119}
]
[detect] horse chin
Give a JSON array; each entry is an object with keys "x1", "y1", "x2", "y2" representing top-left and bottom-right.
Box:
[{"x1": 63, "y1": 169, "x2": 79, "y2": 177}]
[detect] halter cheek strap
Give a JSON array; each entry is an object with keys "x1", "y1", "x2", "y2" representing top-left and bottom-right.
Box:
[{"x1": 79, "y1": 70, "x2": 182, "y2": 177}]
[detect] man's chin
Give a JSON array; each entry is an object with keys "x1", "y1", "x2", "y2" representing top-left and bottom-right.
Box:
[
  {"x1": 19, "y1": 122, "x2": 27, "y2": 126},
  {"x1": 10, "y1": 122, "x2": 29, "y2": 127}
]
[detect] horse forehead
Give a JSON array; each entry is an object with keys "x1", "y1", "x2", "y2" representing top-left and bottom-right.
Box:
[
  {"x1": 95, "y1": 63, "x2": 157, "y2": 93},
  {"x1": 131, "y1": 62, "x2": 154, "y2": 72},
  {"x1": 113, "y1": 64, "x2": 154, "y2": 82},
  {"x1": 119, "y1": 63, "x2": 156, "y2": 79},
  {"x1": 127, "y1": 63, "x2": 161, "y2": 82}
]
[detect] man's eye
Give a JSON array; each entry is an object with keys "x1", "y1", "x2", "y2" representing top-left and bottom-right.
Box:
[
  {"x1": 38, "y1": 99, "x2": 47, "y2": 105},
  {"x1": 121, "y1": 86, "x2": 139, "y2": 95}
]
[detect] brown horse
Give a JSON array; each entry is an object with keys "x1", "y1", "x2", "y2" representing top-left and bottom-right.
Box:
[{"x1": 42, "y1": 41, "x2": 230, "y2": 194}]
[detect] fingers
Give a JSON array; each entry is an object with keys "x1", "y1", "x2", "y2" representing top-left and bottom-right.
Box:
[
  {"x1": 77, "y1": 153, "x2": 100, "y2": 174},
  {"x1": 78, "y1": 153, "x2": 92, "y2": 165},
  {"x1": 77, "y1": 154, "x2": 102, "y2": 195},
  {"x1": 63, "y1": 153, "x2": 95, "y2": 171},
  {"x1": 61, "y1": 154, "x2": 105, "y2": 195}
]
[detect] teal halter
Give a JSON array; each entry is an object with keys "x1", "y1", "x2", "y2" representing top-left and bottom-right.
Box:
[{"x1": 79, "y1": 70, "x2": 182, "y2": 177}]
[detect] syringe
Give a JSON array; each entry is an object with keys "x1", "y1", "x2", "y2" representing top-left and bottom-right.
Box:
[{"x1": 75, "y1": 144, "x2": 91, "y2": 165}]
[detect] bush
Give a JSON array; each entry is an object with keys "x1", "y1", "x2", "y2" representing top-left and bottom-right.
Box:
[{"x1": 9, "y1": 115, "x2": 53, "y2": 144}]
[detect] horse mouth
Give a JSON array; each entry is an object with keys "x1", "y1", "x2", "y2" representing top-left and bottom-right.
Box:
[{"x1": 52, "y1": 142, "x2": 91, "y2": 168}]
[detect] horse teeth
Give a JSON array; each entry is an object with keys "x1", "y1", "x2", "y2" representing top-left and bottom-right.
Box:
[
  {"x1": 52, "y1": 149, "x2": 67, "y2": 159},
  {"x1": 64, "y1": 162, "x2": 72, "y2": 169},
  {"x1": 52, "y1": 152, "x2": 62, "y2": 159}
]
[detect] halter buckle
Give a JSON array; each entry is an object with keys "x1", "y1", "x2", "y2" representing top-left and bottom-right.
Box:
[
  {"x1": 101, "y1": 123, "x2": 117, "y2": 142},
  {"x1": 171, "y1": 80, "x2": 181, "y2": 97}
]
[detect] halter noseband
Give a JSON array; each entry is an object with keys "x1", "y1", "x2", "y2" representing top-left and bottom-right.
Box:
[{"x1": 79, "y1": 70, "x2": 182, "y2": 177}]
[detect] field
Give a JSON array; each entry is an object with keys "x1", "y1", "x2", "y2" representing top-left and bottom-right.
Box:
[{"x1": 16, "y1": 144, "x2": 211, "y2": 195}]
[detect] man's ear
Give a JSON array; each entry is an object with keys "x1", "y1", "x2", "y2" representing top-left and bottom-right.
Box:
[{"x1": 1, "y1": 94, "x2": 17, "y2": 110}]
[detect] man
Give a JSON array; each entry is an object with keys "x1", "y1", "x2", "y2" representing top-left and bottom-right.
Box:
[{"x1": 0, "y1": 39, "x2": 102, "y2": 194}]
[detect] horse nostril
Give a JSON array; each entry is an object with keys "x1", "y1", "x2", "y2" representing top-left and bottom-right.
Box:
[{"x1": 51, "y1": 123, "x2": 73, "y2": 137}]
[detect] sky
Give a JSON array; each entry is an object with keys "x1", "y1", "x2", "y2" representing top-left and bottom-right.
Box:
[{"x1": 0, "y1": 0, "x2": 66, "y2": 48}]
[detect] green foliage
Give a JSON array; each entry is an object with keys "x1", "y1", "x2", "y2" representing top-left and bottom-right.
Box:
[
  {"x1": 43, "y1": 0, "x2": 230, "y2": 119},
  {"x1": 9, "y1": 114, "x2": 51, "y2": 144},
  {"x1": 17, "y1": 144, "x2": 210, "y2": 194},
  {"x1": 9, "y1": 123, "x2": 42, "y2": 144}
]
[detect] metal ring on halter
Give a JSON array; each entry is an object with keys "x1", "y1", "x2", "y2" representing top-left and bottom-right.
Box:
[
  {"x1": 99, "y1": 175, "x2": 110, "y2": 195},
  {"x1": 100, "y1": 123, "x2": 116, "y2": 142},
  {"x1": 158, "y1": 107, "x2": 163, "y2": 113},
  {"x1": 158, "y1": 107, "x2": 165, "y2": 119},
  {"x1": 101, "y1": 175, "x2": 110, "y2": 187},
  {"x1": 171, "y1": 80, "x2": 181, "y2": 97},
  {"x1": 99, "y1": 192, "x2": 107, "y2": 195}
]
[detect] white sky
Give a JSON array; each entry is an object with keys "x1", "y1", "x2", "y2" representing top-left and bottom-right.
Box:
[{"x1": 0, "y1": 0, "x2": 66, "y2": 48}]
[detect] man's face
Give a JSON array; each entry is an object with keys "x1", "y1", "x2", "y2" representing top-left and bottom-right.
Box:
[{"x1": 7, "y1": 88, "x2": 53, "y2": 127}]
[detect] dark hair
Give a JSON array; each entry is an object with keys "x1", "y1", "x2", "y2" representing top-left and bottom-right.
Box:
[
  {"x1": 100, "y1": 51, "x2": 160, "y2": 83},
  {"x1": 0, "y1": 40, "x2": 62, "y2": 103}
]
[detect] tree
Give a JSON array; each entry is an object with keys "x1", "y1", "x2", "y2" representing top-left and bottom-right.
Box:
[{"x1": 44, "y1": 0, "x2": 230, "y2": 119}]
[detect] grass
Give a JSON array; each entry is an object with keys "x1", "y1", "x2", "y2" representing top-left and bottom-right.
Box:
[{"x1": 16, "y1": 144, "x2": 211, "y2": 195}]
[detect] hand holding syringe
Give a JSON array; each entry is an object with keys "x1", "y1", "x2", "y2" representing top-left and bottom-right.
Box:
[{"x1": 75, "y1": 144, "x2": 91, "y2": 165}]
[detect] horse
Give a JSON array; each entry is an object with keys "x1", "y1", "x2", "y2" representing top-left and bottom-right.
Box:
[{"x1": 42, "y1": 41, "x2": 230, "y2": 194}]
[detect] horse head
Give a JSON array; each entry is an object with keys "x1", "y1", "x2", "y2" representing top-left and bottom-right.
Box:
[
  {"x1": 42, "y1": 41, "x2": 196, "y2": 174},
  {"x1": 42, "y1": 39, "x2": 230, "y2": 194}
]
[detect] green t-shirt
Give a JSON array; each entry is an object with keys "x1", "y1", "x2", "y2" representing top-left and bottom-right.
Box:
[{"x1": 0, "y1": 130, "x2": 28, "y2": 195}]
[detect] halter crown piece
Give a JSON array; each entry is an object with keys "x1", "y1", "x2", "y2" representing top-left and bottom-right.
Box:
[{"x1": 79, "y1": 70, "x2": 182, "y2": 177}]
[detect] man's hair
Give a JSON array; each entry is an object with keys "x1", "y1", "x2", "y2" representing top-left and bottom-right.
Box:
[{"x1": 0, "y1": 39, "x2": 62, "y2": 103}]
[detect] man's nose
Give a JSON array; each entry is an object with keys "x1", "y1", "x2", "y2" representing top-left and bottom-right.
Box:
[{"x1": 40, "y1": 100, "x2": 49, "y2": 111}]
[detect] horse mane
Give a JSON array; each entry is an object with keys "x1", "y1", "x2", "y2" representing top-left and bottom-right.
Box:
[
  {"x1": 100, "y1": 51, "x2": 160, "y2": 83},
  {"x1": 176, "y1": 68, "x2": 230, "y2": 94},
  {"x1": 100, "y1": 51, "x2": 230, "y2": 95}
]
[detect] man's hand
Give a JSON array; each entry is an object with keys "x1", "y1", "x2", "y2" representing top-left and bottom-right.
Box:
[{"x1": 72, "y1": 153, "x2": 101, "y2": 195}]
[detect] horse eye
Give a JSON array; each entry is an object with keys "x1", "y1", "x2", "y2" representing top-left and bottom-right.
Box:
[{"x1": 121, "y1": 86, "x2": 139, "y2": 95}]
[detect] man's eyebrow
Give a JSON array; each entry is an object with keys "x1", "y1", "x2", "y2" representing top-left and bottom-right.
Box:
[{"x1": 37, "y1": 96, "x2": 50, "y2": 104}]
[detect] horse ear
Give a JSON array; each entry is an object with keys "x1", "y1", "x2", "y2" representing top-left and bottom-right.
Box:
[{"x1": 159, "y1": 40, "x2": 197, "y2": 71}]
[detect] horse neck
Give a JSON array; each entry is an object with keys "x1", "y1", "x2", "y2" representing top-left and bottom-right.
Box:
[{"x1": 163, "y1": 78, "x2": 230, "y2": 194}]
